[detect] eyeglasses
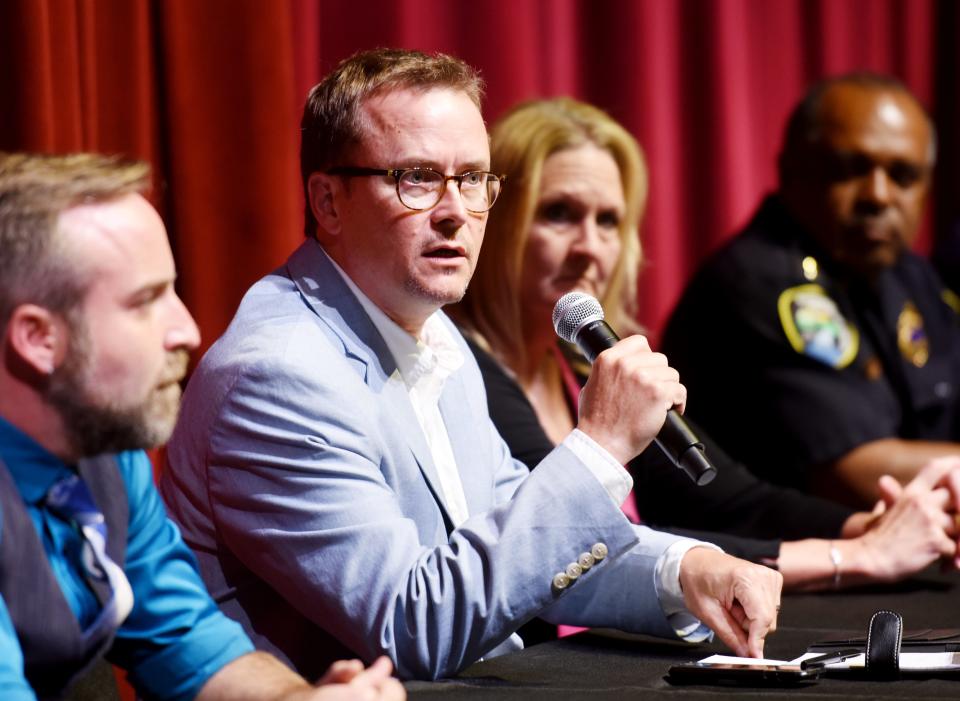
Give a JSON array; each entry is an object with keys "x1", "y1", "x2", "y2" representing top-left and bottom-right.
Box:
[{"x1": 327, "y1": 166, "x2": 506, "y2": 213}]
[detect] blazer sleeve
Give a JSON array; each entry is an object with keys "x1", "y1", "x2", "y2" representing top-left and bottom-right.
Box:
[{"x1": 201, "y1": 339, "x2": 684, "y2": 680}]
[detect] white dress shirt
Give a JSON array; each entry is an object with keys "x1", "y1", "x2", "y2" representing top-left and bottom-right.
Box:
[{"x1": 349, "y1": 282, "x2": 472, "y2": 526}]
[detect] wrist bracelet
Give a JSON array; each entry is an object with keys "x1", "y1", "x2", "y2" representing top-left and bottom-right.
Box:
[{"x1": 829, "y1": 541, "x2": 842, "y2": 589}]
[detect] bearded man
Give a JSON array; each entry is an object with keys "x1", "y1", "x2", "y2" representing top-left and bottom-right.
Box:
[{"x1": 0, "y1": 152, "x2": 403, "y2": 701}]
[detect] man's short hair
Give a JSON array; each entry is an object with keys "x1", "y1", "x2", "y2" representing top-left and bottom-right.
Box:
[
  {"x1": 778, "y1": 72, "x2": 937, "y2": 183},
  {"x1": 0, "y1": 152, "x2": 150, "y2": 326},
  {"x1": 299, "y1": 47, "x2": 485, "y2": 237}
]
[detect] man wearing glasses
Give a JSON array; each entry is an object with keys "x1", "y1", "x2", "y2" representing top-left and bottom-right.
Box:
[{"x1": 161, "y1": 48, "x2": 781, "y2": 682}]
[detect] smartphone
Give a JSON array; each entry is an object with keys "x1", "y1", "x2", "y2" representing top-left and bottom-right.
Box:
[{"x1": 667, "y1": 662, "x2": 821, "y2": 686}]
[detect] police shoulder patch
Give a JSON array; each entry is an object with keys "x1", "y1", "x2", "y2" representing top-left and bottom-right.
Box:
[{"x1": 777, "y1": 284, "x2": 859, "y2": 369}]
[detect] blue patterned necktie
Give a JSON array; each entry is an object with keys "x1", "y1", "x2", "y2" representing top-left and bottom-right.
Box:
[{"x1": 45, "y1": 473, "x2": 134, "y2": 642}]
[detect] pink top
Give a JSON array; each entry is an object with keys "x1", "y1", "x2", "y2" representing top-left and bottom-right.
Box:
[{"x1": 551, "y1": 345, "x2": 641, "y2": 524}]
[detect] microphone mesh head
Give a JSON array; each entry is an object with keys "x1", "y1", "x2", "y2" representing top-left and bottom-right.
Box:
[{"x1": 552, "y1": 292, "x2": 605, "y2": 343}]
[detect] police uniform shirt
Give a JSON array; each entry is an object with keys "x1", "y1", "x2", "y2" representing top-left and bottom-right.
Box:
[{"x1": 662, "y1": 195, "x2": 960, "y2": 490}]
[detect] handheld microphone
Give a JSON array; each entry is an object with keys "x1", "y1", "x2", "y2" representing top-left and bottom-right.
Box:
[{"x1": 552, "y1": 291, "x2": 716, "y2": 486}]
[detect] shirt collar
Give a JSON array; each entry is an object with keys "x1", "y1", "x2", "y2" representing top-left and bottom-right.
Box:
[
  {"x1": 320, "y1": 247, "x2": 463, "y2": 388},
  {"x1": 0, "y1": 415, "x2": 75, "y2": 504}
]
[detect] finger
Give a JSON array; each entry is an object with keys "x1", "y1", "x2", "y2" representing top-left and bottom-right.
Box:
[
  {"x1": 619, "y1": 333, "x2": 652, "y2": 353},
  {"x1": 915, "y1": 458, "x2": 960, "y2": 511},
  {"x1": 937, "y1": 509, "x2": 958, "y2": 535},
  {"x1": 925, "y1": 489, "x2": 960, "y2": 534},
  {"x1": 733, "y1": 581, "x2": 780, "y2": 658},
  {"x1": 746, "y1": 614, "x2": 773, "y2": 659},
  {"x1": 359, "y1": 656, "x2": 394, "y2": 682},
  {"x1": 943, "y1": 467, "x2": 960, "y2": 513},
  {"x1": 699, "y1": 600, "x2": 750, "y2": 657},
  {"x1": 598, "y1": 335, "x2": 652, "y2": 364},
  {"x1": 870, "y1": 498, "x2": 887, "y2": 517},
  {"x1": 345, "y1": 658, "x2": 394, "y2": 689},
  {"x1": 620, "y1": 352, "x2": 674, "y2": 379},
  {"x1": 317, "y1": 659, "x2": 365, "y2": 684},
  {"x1": 906, "y1": 487, "x2": 955, "y2": 529},
  {"x1": 369, "y1": 656, "x2": 394, "y2": 672},
  {"x1": 877, "y1": 474, "x2": 902, "y2": 506},
  {"x1": 930, "y1": 486, "x2": 953, "y2": 510},
  {"x1": 727, "y1": 600, "x2": 747, "y2": 629},
  {"x1": 673, "y1": 381, "x2": 687, "y2": 414},
  {"x1": 935, "y1": 530, "x2": 959, "y2": 559},
  {"x1": 620, "y1": 357, "x2": 684, "y2": 412},
  {"x1": 623, "y1": 357, "x2": 682, "y2": 397},
  {"x1": 903, "y1": 487, "x2": 956, "y2": 533},
  {"x1": 904, "y1": 480, "x2": 953, "y2": 515}
]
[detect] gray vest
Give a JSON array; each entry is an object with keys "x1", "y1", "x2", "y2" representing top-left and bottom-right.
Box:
[{"x1": 0, "y1": 454, "x2": 129, "y2": 700}]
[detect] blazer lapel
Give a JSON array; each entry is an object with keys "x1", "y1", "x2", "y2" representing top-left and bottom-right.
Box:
[
  {"x1": 438, "y1": 364, "x2": 493, "y2": 518},
  {"x1": 285, "y1": 240, "x2": 457, "y2": 529}
]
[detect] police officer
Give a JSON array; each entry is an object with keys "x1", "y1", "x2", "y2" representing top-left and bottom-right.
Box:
[{"x1": 663, "y1": 73, "x2": 960, "y2": 508}]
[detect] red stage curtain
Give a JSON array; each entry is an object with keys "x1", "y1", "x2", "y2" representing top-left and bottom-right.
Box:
[
  {"x1": 287, "y1": 0, "x2": 957, "y2": 339},
  {"x1": 0, "y1": 0, "x2": 304, "y2": 354},
  {"x1": 0, "y1": 1, "x2": 957, "y2": 697},
  {"x1": 1, "y1": 0, "x2": 954, "y2": 348}
]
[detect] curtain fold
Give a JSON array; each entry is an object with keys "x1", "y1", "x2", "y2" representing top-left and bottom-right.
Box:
[
  {"x1": 154, "y1": 0, "x2": 302, "y2": 346},
  {"x1": 0, "y1": 0, "x2": 952, "y2": 349},
  {"x1": 0, "y1": 2, "x2": 955, "y2": 698}
]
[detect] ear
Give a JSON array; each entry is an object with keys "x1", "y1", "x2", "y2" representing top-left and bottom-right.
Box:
[
  {"x1": 5, "y1": 304, "x2": 69, "y2": 376},
  {"x1": 308, "y1": 172, "x2": 344, "y2": 240}
]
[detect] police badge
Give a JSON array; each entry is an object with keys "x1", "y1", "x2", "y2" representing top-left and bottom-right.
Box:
[
  {"x1": 778, "y1": 284, "x2": 859, "y2": 369},
  {"x1": 896, "y1": 301, "x2": 929, "y2": 368}
]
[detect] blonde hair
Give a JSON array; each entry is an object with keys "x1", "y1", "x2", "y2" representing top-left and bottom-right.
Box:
[
  {"x1": 454, "y1": 97, "x2": 647, "y2": 372},
  {"x1": 300, "y1": 48, "x2": 484, "y2": 237},
  {"x1": 0, "y1": 152, "x2": 150, "y2": 325}
]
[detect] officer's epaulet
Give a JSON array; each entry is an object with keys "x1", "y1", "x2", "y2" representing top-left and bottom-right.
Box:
[{"x1": 941, "y1": 288, "x2": 960, "y2": 315}]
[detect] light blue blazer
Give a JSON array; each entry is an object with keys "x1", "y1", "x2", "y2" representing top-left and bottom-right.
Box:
[{"x1": 161, "y1": 239, "x2": 689, "y2": 680}]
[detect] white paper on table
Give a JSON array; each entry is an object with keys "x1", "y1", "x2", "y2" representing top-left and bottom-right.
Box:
[{"x1": 697, "y1": 654, "x2": 792, "y2": 666}]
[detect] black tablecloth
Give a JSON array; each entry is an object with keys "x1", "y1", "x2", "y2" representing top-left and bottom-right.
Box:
[{"x1": 406, "y1": 570, "x2": 960, "y2": 699}]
